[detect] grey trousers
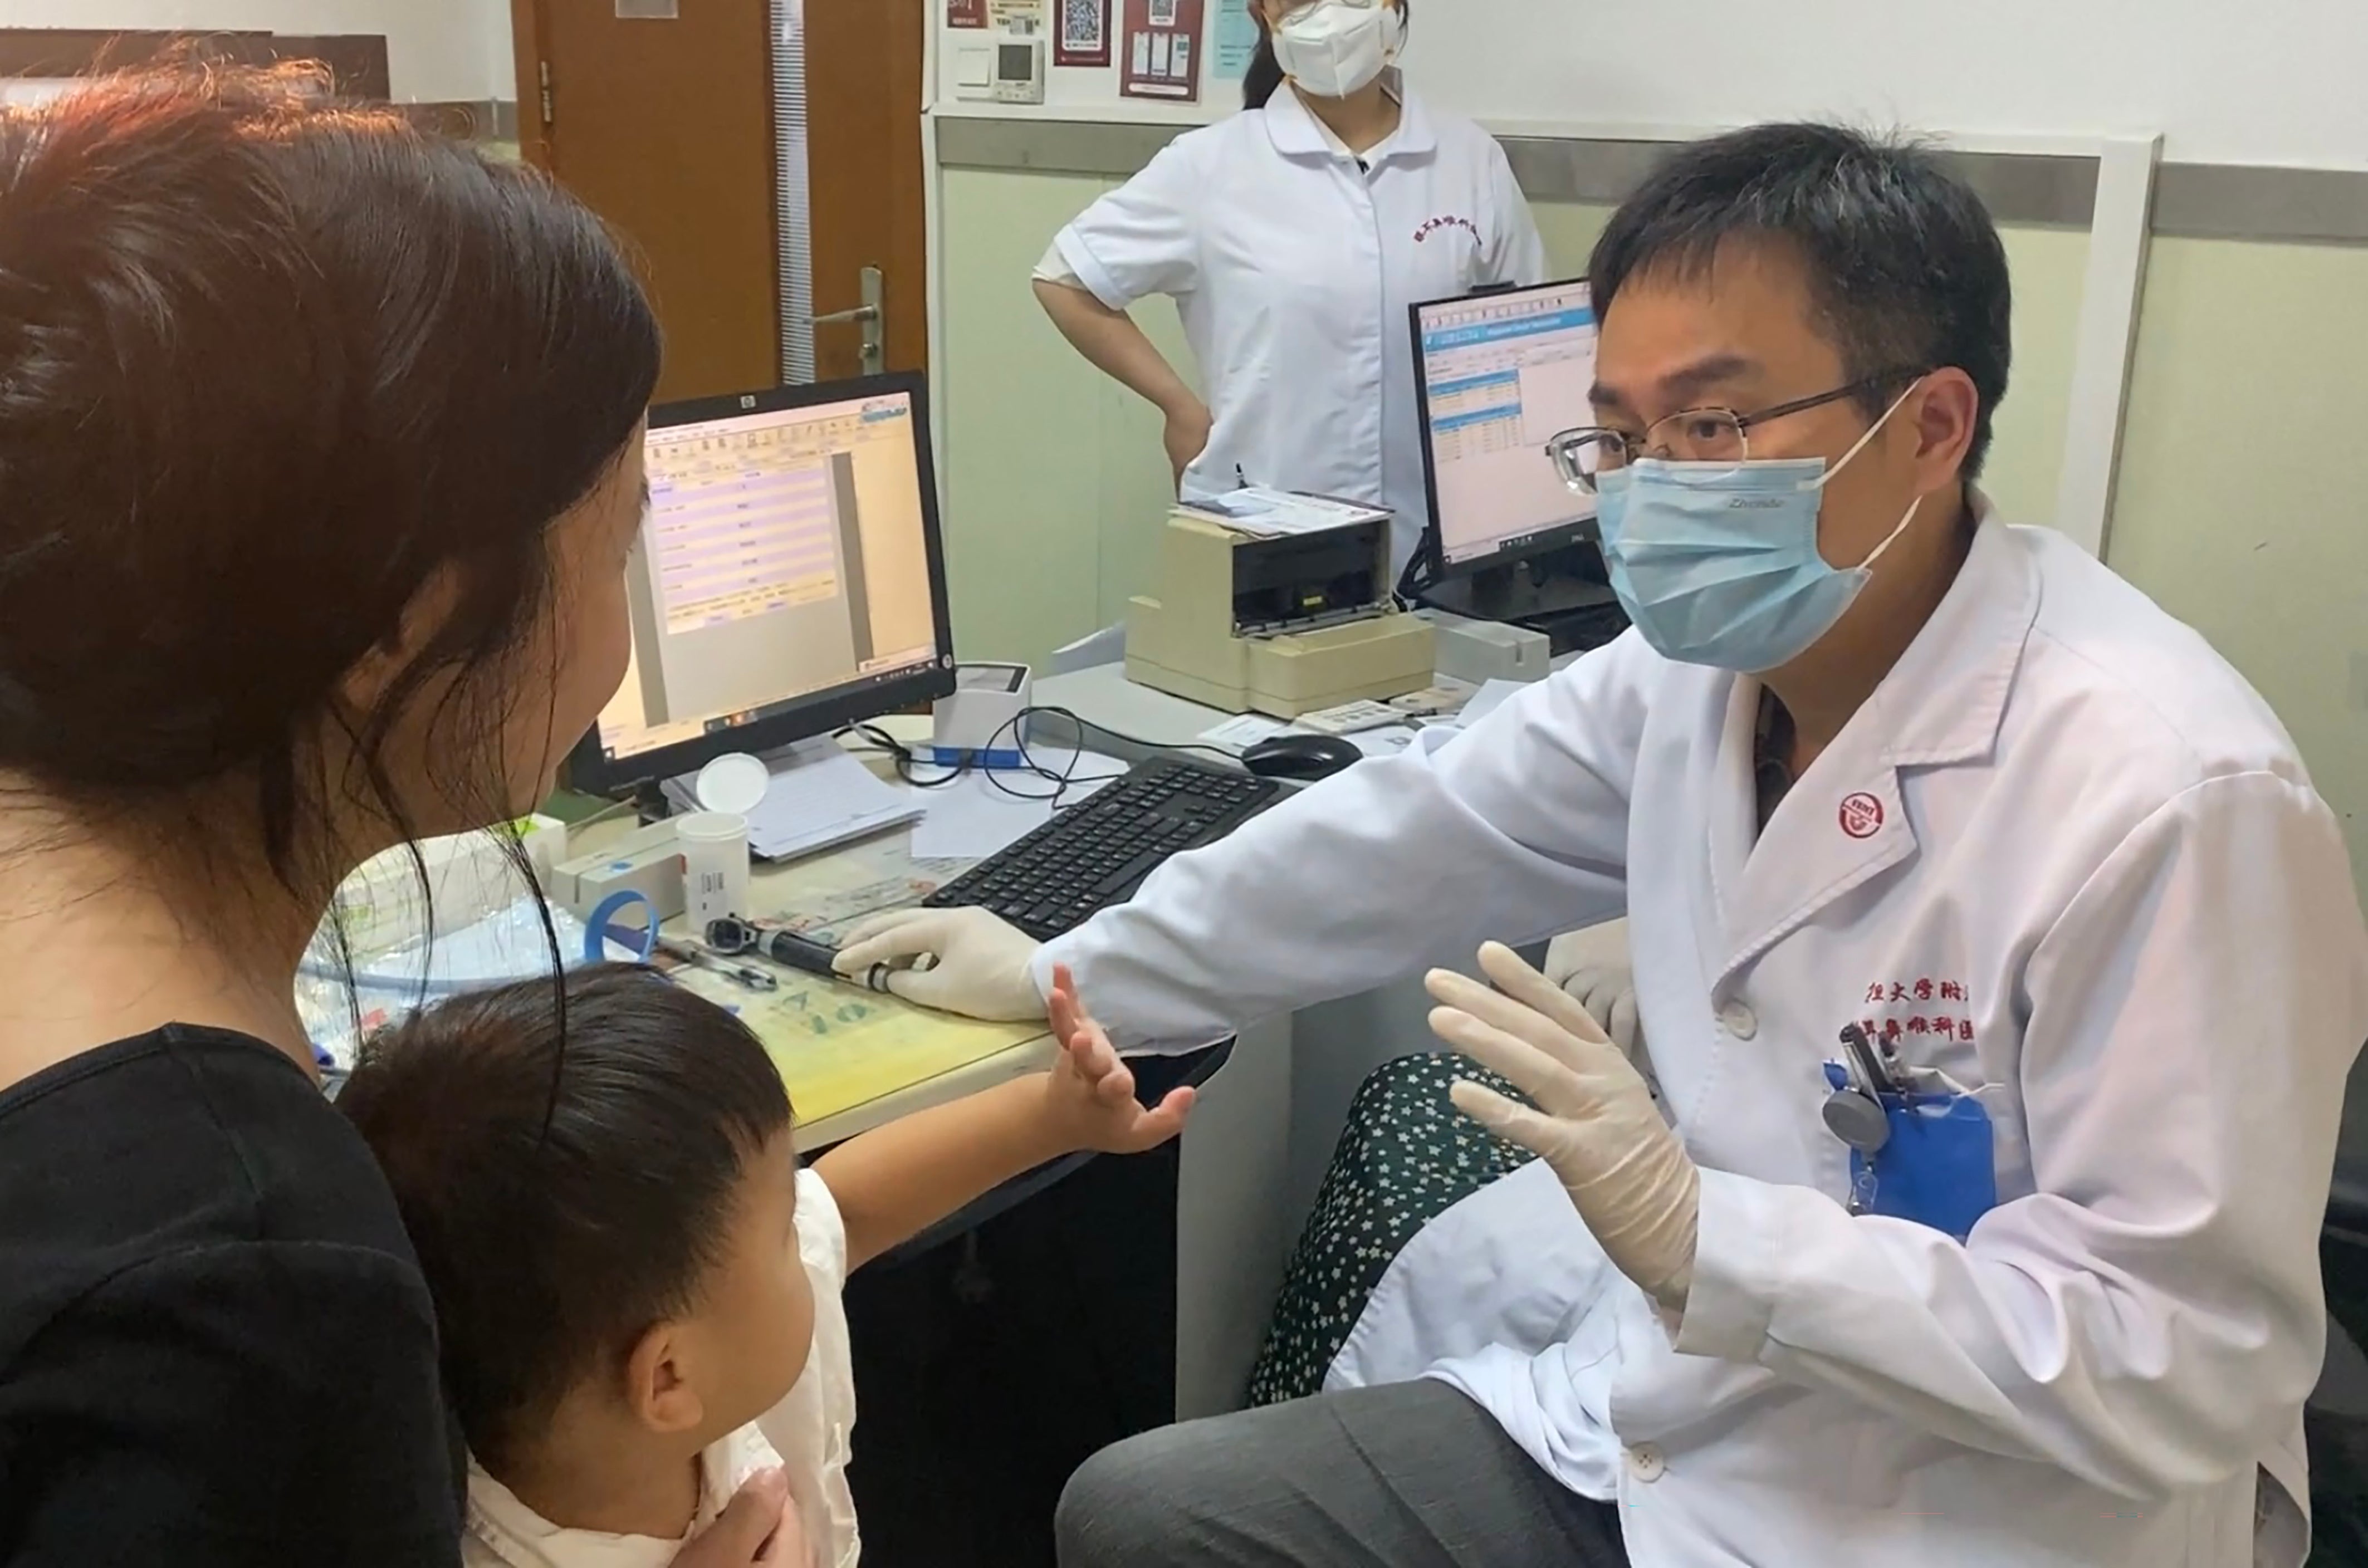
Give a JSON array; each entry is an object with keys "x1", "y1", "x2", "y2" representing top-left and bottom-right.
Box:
[{"x1": 1055, "y1": 1379, "x2": 1631, "y2": 1567}]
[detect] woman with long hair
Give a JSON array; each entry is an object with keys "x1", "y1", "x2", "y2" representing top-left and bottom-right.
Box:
[{"x1": 0, "y1": 67, "x2": 784, "y2": 1566}]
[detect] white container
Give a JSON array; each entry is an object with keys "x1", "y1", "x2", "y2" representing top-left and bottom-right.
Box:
[{"x1": 676, "y1": 811, "x2": 751, "y2": 929}]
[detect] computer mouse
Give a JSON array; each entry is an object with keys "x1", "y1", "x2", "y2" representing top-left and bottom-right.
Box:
[{"x1": 1241, "y1": 732, "x2": 1363, "y2": 782}]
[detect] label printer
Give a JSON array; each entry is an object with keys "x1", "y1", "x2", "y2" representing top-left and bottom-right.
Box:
[{"x1": 1123, "y1": 489, "x2": 1434, "y2": 718}]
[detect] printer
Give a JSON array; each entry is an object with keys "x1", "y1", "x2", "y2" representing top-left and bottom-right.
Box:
[{"x1": 1124, "y1": 489, "x2": 1435, "y2": 718}]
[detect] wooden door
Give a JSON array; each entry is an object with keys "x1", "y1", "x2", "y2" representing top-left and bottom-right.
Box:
[
  {"x1": 510, "y1": 0, "x2": 928, "y2": 401},
  {"x1": 802, "y1": 0, "x2": 928, "y2": 380}
]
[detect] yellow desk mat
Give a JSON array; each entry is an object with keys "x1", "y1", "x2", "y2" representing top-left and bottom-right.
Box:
[
  {"x1": 662, "y1": 827, "x2": 1044, "y2": 1126},
  {"x1": 668, "y1": 963, "x2": 1045, "y2": 1126}
]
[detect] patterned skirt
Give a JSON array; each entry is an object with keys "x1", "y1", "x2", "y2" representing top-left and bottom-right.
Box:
[{"x1": 1246, "y1": 1052, "x2": 1538, "y2": 1408}]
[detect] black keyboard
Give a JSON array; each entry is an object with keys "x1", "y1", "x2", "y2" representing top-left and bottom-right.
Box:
[{"x1": 922, "y1": 754, "x2": 1281, "y2": 940}]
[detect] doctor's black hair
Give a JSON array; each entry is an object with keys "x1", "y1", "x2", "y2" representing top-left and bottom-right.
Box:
[
  {"x1": 341, "y1": 964, "x2": 795, "y2": 1471},
  {"x1": 1586, "y1": 123, "x2": 2013, "y2": 478},
  {"x1": 0, "y1": 64, "x2": 658, "y2": 928},
  {"x1": 1245, "y1": 0, "x2": 1411, "y2": 111}
]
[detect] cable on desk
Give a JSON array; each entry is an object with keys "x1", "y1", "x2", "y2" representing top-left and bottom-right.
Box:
[
  {"x1": 834, "y1": 713, "x2": 1118, "y2": 807},
  {"x1": 973, "y1": 706, "x2": 1121, "y2": 805},
  {"x1": 836, "y1": 722, "x2": 977, "y2": 791},
  {"x1": 1027, "y1": 705, "x2": 1242, "y2": 767}
]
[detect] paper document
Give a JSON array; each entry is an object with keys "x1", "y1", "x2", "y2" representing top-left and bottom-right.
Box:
[
  {"x1": 1452, "y1": 679, "x2": 1532, "y2": 733},
  {"x1": 1193, "y1": 710, "x2": 1414, "y2": 762},
  {"x1": 1195, "y1": 712, "x2": 1293, "y2": 754},
  {"x1": 1347, "y1": 726, "x2": 1417, "y2": 758},
  {"x1": 664, "y1": 738, "x2": 922, "y2": 861},
  {"x1": 1386, "y1": 677, "x2": 1480, "y2": 719},
  {"x1": 906, "y1": 749, "x2": 1124, "y2": 861},
  {"x1": 1182, "y1": 485, "x2": 1391, "y2": 540}
]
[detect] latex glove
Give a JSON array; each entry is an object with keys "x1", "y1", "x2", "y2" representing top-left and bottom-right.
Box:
[
  {"x1": 831, "y1": 907, "x2": 1046, "y2": 1021},
  {"x1": 1428, "y1": 942, "x2": 1698, "y2": 1310},
  {"x1": 1542, "y1": 932, "x2": 1642, "y2": 1059},
  {"x1": 670, "y1": 1467, "x2": 804, "y2": 1566}
]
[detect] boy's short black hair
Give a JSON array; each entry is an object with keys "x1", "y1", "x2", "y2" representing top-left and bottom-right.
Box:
[
  {"x1": 1588, "y1": 122, "x2": 2013, "y2": 478},
  {"x1": 340, "y1": 964, "x2": 793, "y2": 1467}
]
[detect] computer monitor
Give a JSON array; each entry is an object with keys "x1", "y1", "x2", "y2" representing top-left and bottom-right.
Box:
[
  {"x1": 1411, "y1": 278, "x2": 1599, "y2": 578},
  {"x1": 565, "y1": 373, "x2": 956, "y2": 797}
]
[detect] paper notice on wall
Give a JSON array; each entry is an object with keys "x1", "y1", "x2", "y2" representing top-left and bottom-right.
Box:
[
  {"x1": 1120, "y1": 0, "x2": 1205, "y2": 101},
  {"x1": 989, "y1": 0, "x2": 1049, "y2": 34},
  {"x1": 1211, "y1": 0, "x2": 1259, "y2": 81}
]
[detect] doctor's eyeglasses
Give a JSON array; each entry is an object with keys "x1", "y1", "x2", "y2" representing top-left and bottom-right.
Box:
[{"x1": 1543, "y1": 367, "x2": 1927, "y2": 493}]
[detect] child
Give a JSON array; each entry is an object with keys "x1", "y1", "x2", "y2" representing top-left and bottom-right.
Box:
[{"x1": 339, "y1": 961, "x2": 1189, "y2": 1568}]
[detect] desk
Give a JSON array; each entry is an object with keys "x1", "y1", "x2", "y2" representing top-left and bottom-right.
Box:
[{"x1": 588, "y1": 716, "x2": 1292, "y2": 1427}]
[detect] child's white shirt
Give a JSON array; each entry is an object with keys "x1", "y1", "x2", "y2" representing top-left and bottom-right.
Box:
[{"x1": 462, "y1": 1170, "x2": 860, "y2": 1568}]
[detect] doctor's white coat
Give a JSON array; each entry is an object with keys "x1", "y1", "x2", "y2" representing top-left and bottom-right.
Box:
[{"x1": 1041, "y1": 508, "x2": 2368, "y2": 1566}]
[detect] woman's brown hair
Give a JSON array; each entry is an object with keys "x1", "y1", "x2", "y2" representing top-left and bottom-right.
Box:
[{"x1": 0, "y1": 65, "x2": 660, "y2": 898}]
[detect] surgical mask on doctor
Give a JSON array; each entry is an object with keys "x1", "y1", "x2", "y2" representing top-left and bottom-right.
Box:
[
  {"x1": 1268, "y1": 0, "x2": 1403, "y2": 100},
  {"x1": 1583, "y1": 379, "x2": 1928, "y2": 673}
]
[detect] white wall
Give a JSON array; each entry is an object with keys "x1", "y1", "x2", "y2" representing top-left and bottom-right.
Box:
[
  {"x1": 0, "y1": 0, "x2": 514, "y2": 101},
  {"x1": 937, "y1": 0, "x2": 2368, "y2": 169},
  {"x1": 1428, "y1": 0, "x2": 2368, "y2": 168}
]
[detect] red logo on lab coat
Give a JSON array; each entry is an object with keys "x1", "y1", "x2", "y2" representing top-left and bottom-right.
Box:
[{"x1": 1838, "y1": 792, "x2": 1884, "y2": 839}]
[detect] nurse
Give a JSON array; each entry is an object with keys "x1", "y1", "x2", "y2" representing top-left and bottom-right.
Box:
[
  {"x1": 1031, "y1": 0, "x2": 1547, "y2": 575},
  {"x1": 850, "y1": 123, "x2": 2368, "y2": 1566}
]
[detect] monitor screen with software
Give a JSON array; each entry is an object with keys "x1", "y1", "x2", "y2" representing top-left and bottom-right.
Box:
[
  {"x1": 1411, "y1": 278, "x2": 1599, "y2": 575},
  {"x1": 565, "y1": 373, "x2": 955, "y2": 796}
]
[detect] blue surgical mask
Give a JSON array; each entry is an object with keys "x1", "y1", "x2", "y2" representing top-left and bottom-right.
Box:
[{"x1": 1593, "y1": 385, "x2": 1925, "y2": 672}]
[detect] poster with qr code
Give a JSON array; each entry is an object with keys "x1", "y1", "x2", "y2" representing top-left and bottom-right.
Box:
[
  {"x1": 1056, "y1": 0, "x2": 1112, "y2": 66},
  {"x1": 1119, "y1": 0, "x2": 1204, "y2": 101}
]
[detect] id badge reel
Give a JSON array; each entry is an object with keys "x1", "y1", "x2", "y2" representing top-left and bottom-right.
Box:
[{"x1": 1820, "y1": 1055, "x2": 1998, "y2": 1242}]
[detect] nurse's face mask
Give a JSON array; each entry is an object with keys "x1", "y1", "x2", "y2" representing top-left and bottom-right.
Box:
[
  {"x1": 1267, "y1": 0, "x2": 1402, "y2": 100},
  {"x1": 1545, "y1": 375, "x2": 1930, "y2": 673}
]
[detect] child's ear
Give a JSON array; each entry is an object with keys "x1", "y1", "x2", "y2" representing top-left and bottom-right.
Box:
[{"x1": 623, "y1": 1321, "x2": 706, "y2": 1436}]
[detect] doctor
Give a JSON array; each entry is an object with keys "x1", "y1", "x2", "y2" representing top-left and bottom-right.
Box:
[
  {"x1": 849, "y1": 124, "x2": 2368, "y2": 1565},
  {"x1": 1031, "y1": 0, "x2": 1546, "y2": 575}
]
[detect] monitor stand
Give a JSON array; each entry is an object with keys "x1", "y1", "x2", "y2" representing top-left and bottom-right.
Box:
[{"x1": 1418, "y1": 543, "x2": 1628, "y2": 656}]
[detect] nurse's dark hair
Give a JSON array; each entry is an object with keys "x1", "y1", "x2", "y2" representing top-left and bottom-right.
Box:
[
  {"x1": 1587, "y1": 123, "x2": 2012, "y2": 478},
  {"x1": 0, "y1": 64, "x2": 658, "y2": 903},
  {"x1": 1245, "y1": 0, "x2": 1411, "y2": 110},
  {"x1": 340, "y1": 965, "x2": 795, "y2": 1469}
]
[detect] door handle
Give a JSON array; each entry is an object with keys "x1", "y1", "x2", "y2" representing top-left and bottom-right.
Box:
[{"x1": 814, "y1": 265, "x2": 885, "y2": 376}]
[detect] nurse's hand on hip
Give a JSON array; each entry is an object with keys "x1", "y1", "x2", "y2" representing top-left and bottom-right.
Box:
[
  {"x1": 1428, "y1": 943, "x2": 1699, "y2": 1311},
  {"x1": 1165, "y1": 398, "x2": 1212, "y2": 490},
  {"x1": 832, "y1": 907, "x2": 1048, "y2": 1021}
]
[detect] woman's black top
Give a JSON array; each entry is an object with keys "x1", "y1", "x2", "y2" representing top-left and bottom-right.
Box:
[{"x1": 0, "y1": 1026, "x2": 458, "y2": 1564}]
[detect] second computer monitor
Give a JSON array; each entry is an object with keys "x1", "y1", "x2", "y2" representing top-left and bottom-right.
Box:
[
  {"x1": 566, "y1": 374, "x2": 956, "y2": 797},
  {"x1": 1411, "y1": 278, "x2": 1599, "y2": 576}
]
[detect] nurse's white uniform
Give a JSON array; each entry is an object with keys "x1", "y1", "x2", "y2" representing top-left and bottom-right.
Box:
[
  {"x1": 1044, "y1": 74, "x2": 1547, "y2": 573},
  {"x1": 1039, "y1": 501, "x2": 2368, "y2": 1566}
]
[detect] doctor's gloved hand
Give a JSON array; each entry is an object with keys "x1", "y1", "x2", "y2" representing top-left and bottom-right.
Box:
[
  {"x1": 1542, "y1": 932, "x2": 1642, "y2": 1060},
  {"x1": 1429, "y1": 942, "x2": 1698, "y2": 1312},
  {"x1": 831, "y1": 907, "x2": 1047, "y2": 1021}
]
